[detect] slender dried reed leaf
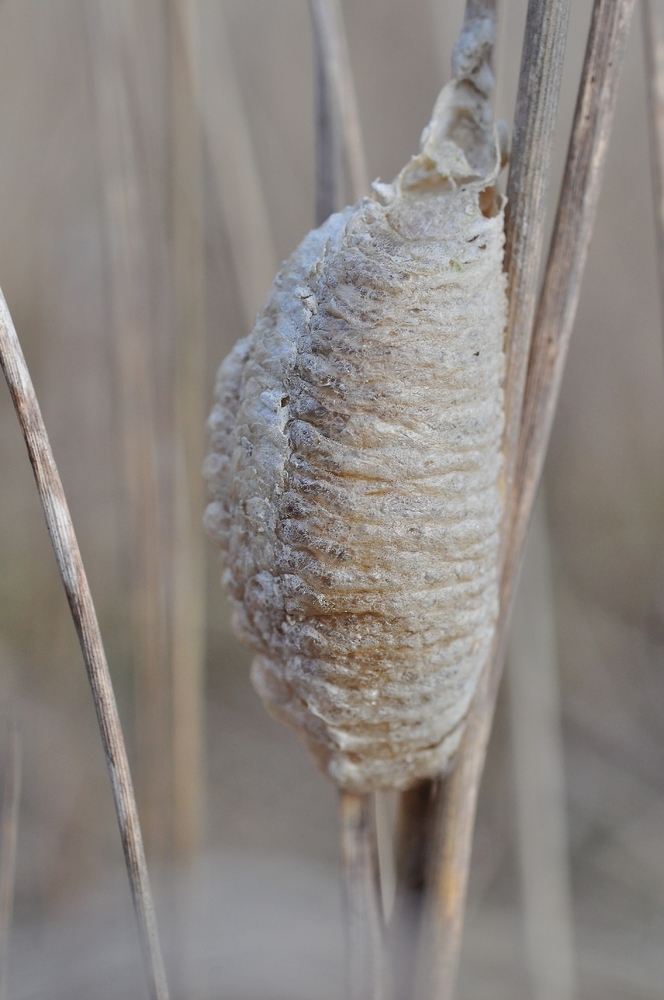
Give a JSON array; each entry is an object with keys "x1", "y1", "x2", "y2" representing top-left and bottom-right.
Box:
[
  {"x1": 85, "y1": 0, "x2": 172, "y2": 859},
  {"x1": 168, "y1": 0, "x2": 207, "y2": 864},
  {"x1": 502, "y1": 0, "x2": 571, "y2": 507},
  {"x1": 641, "y1": 0, "x2": 664, "y2": 333},
  {"x1": 339, "y1": 792, "x2": 386, "y2": 1000},
  {"x1": 309, "y1": 0, "x2": 343, "y2": 225},
  {"x1": 198, "y1": 0, "x2": 279, "y2": 327},
  {"x1": 0, "y1": 291, "x2": 169, "y2": 1000},
  {"x1": 309, "y1": 0, "x2": 369, "y2": 202},
  {"x1": 510, "y1": 0, "x2": 637, "y2": 587},
  {"x1": 508, "y1": 497, "x2": 576, "y2": 1000},
  {"x1": 0, "y1": 716, "x2": 20, "y2": 1000},
  {"x1": 415, "y1": 2, "x2": 636, "y2": 997},
  {"x1": 390, "y1": 779, "x2": 443, "y2": 1000}
]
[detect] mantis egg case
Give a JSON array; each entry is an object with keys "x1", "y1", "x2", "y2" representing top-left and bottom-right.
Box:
[{"x1": 205, "y1": 65, "x2": 507, "y2": 793}]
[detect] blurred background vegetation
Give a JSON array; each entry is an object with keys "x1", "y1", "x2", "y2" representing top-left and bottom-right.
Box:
[{"x1": 1, "y1": 0, "x2": 664, "y2": 997}]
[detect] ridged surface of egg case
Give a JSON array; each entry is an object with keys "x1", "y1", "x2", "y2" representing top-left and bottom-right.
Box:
[{"x1": 205, "y1": 76, "x2": 507, "y2": 792}]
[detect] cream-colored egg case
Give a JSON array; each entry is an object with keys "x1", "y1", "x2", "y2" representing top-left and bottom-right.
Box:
[{"x1": 205, "y1": 39, "x2": 507, "y2": 792}]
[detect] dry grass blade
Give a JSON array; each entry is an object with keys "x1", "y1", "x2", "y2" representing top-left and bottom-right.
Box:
[
  {"x1": 85, "y1": 0, "x2": 172, "y2": 860},
  {"x1": 198, "y1": 0, "x2": 278, "y2": 326},
  {"x1": 413, "y1": 2, "x2": 637, "y2": 998},
  {"x1": 168, "y1": 0, "x2": 207, "y2": 865},
  {"x1": 309, "y1": 0, "x2": 343, "y2": 222},
  {"x1": 508, "y1": 497, "x2": 576, "y2": 1000},
  {"x1": 0, "y1": 716, "x2": 20, "y2": 1000},
  {"x1": 641, "y1": 0, "x2": 664, "y2": 332},
  {"x1": 390, "y1": 779, "x2": 443, "y2": 1000},
  {"x1": 308, "y1": 0, "x2": 369, "y2": 202},
  {"x1": 502, "y1": 0, "x2": 571, "y2": 510},
  {"x1": 339, "y1": 792, "x2": 386, "y2": 1000},
  {"x1": 509, "y1": 0, "x2": 637, "y2": 588},
  {"x1": 398, "y1": 0, "x2": 569, "y2": 995},
  {"x1": 0, "y1": 292, "x2": 169, "y2": 1000}
]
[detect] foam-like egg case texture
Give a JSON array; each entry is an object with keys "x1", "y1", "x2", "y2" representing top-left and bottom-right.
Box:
[{"x1": 205, "y1": 71, "x2": 507, "y2": 792}]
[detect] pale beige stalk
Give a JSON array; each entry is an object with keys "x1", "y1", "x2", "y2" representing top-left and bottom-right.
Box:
[
  {"x1": 415, "y1": 1, "x2": 637, "y2": 997},
  {"x1": 309, "y1": 0, "x2": 369, "y2": 206},
  {"x1": 0, "y1": 717, "x2": 20, "y2": 1000},
  {"x1": 198, "y1": 0, "x2": 279, "y2": 327},
  {"x1": 0, "y1": 290, "x2": 169, "y2": 1000},
  {"x1": 340, "y1": 792, "x2": 387, "y2": 1000},
  {"x1": 85, "y1": 0, "x2": 172, "y2": 860},
  {"x1": 508, "y1": 496, "x2": 576, "y2": 1000},
  {"x1": 168, "y1": 0, "x2": 207, "y2": 865},
  {"x1": 641, "y1": 0, "x2": 664, "y2": 333}
]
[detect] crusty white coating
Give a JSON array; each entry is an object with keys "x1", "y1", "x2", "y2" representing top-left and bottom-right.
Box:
[{"x1": 204, "y1": 60, "x2": 507, "y2": 792}]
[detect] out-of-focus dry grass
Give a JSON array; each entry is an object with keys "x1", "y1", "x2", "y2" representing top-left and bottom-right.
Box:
[{"x1": 1, "y1": 0, "x2": 664, "y2": 996}]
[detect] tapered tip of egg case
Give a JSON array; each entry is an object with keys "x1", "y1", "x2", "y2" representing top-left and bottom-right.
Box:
[{"x1": 205, "y1": 46, "x2": 507, "y2": 792}]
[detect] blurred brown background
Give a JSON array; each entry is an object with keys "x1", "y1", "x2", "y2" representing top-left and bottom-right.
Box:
[{"x1": 0, "y1": 0, "x2": 663, "y2": 997}]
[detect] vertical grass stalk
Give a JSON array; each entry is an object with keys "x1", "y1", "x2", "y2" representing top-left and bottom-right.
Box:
[
  {"x1": 0, "y1": 290, "x2": 169, "y2": 1000},
  {"x1": 168, "y1": 0, "x2": 207, "y2": 866},
  {"x1": 0, "y1": 716, "x2": 20, "y2": 1000},
  {"x1": 415, "y1": 1, "x2": 637, "y2": 997}
]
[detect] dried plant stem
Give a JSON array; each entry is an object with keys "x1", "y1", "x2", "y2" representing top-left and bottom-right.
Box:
[
  {"x1": 339, "y1": 792, "x2": 386, "y2": 1000},
  {"x1": 198, "y1": 0, "x2": 278, "y2": 327},
  {"x1": 390, "y1": 778, "x2": 443, "y2": 1000},
  {"x1": 0, "y1": 717, "x2": 20, "y2": 1000},
  {"x1": 510, "y1": 0, "x2": 637, "y2": 588},
  {"x1": 310, "y1": 0, "x2": 342, "y2": 224},
  {"x1": 508, "y1": 496, "x2": 576, "y2": 1000},
  {"x1": 308, "y1": 0, "x2": 369, "y2": 203},
  {"x1": 85, "y1": 0, "x2": 171, "y2": 860},
  {"x1": 502, "y1": 0, "x2": 571, "y2": 505},
  {"x1": 414, "y1": 1, "x2": 636, "y2": 997},
  {"x1": 641, "y1": 0, "x2": 664, "y2": 331},
  {"x1": 0, "y1": 292, "x2": 168, "y2": 999},
  {"x1": 168, "y1": 0, "x2": 207, "y2": 864},
  {"x1": 397, "y1": 0, "x2": 569, "y2": 992}
]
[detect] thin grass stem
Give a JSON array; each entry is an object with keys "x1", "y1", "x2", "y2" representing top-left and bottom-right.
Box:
[
  {"x1": 414, "y1": 2, "x2": 637, "y2": 997},
  {"x1": 309, "y1": 0, "x2": 344, "y2": 223},
  {"x1": 508, "y1": 496, "x2": 576, "y2": 1000},
  {"x1": 339, "y1": 791, "x2": 386, "y2": 1000},
  {"x1": 85, "y1": 0, "x2": 172, "y2": 860},
  {"x1": 0, "y1": 291, "x2": 169, "y2": 1000},
  {"x1": 0, "y1": 715, "x2": 20, "y2": 1000},
  {"x1": 641, "y1": 0, "x2": 664, "y2": 335},
  {"x1": 309, "y1": 0, "x2": 369, "y2": 202},
  {"x1": 389, "y1": 778, "x2": 443, "y2": 1000},
  {"x1": 509, "y1": 0, "x2": 637, "y2": 590},
  {"x1": 502, "y1": 0, "x2": 571, "y2": 512},
  {"x1": 168, "y1": 0, "x2": 207, "y2": 866},
  {"x1": 198, "y1": 0, "x2": 279, "y2": 327}
]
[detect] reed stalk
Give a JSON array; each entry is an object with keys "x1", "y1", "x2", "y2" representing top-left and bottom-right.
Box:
[
  {"x1": 394, "y1": 0, "x2": 569, "y2": 990},
  {"x1": 310, "y1": 0, "x2": 343, "y2": 225},
  {"x1": 0, "y1": 290, "x2": 169, "y2": 1000},
  {"x1": 508, "y1": 496, "x2": 576, "y2": 1000},
  {"x1": 415, "y1": 1, "x2": 637, "y2": 997},
  {"x1": 168, "y1": 0, "x2": 207, "y2": 866},
  {"x1": 85, "y1": 0, "x2": 172, "y2": 861},
  {"x1": 339, "y1": 791, "x2": 387, "y2": 1000},
  {"x1": 309, "y1": 0, "x2": 369, "y2": 204},
  {"x1": 641, "y1": 0, "x2": 664, "y2": 333},
  {"x1": 0, "y1": 716, "x2": 20, "y2": 1000},
  {"x1": 198, "y1": 0, "x2": 279, "y2": 326}
]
